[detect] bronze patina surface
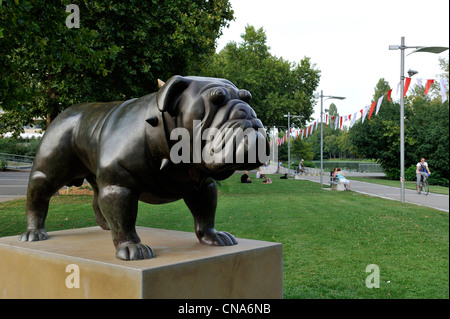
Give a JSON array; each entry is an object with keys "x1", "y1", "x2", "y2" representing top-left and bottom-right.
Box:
[{"x1": 19, "y1": 76, "x2": 268, "y2": 260}]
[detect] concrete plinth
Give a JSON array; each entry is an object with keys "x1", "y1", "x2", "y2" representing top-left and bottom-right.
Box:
[{"x1": 0, "y1": 227, "x2": 283, "y2": 299}]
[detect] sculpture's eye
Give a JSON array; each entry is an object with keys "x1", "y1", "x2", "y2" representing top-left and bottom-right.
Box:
[
  {"x1": 238, "y1": 90, "x2": 252, "y2": 103},
  {"x1": 210, "y1": 88, "x2": 228, "y2": 106}
]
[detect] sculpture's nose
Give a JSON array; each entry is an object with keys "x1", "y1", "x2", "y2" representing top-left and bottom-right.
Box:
[
  {"x1": 229, "y1": 103, "x2": 257, "y2": 120},
  {"x1": 229, "y1": 104, "x2": 263, "y2": 129}
]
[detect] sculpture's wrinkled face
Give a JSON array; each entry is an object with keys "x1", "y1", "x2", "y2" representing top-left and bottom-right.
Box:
[{"x1": 155, "y1": 76, "x2": 269, "y2": 178}]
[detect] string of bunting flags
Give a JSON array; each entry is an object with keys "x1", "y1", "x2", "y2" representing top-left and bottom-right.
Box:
[{"x1": 275, "y1": 77, "x2": 448, "y2": 146}]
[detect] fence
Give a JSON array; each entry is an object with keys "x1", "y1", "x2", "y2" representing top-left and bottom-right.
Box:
[
  {"x1": 0, "y1": 153, "x2": 34, "y2": 169},
  {"x1": 311, "y1": 161, "x2": 384, "y2": 173}
]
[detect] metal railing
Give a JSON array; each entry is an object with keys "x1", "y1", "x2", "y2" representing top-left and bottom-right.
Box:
[
  {"x1": 0, "y1": 153, "x2": 34, "y2": 169},
  {"x1": 0, "y1": 153, "x2": 35, "y2": 163}
]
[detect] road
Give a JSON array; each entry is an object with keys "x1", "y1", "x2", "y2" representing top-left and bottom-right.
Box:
[
  {"x1": 1, "y1": 169, "x2": 449, "y2": 212},
  {"x1": 0, "y1": 171, "x2": 30, "y2": 202},
  {"x1": 294, "y1": 173, "x2": 449, "y2": 213}
]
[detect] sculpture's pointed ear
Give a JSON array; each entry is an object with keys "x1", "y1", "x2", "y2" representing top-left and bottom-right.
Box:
[{"x1": 156, "y1": 75, "x2": 191, "y2": 116}]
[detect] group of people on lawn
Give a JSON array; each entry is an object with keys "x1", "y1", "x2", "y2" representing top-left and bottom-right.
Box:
[
  {"x1": 241, "y1": 157, "x2": 431, "y2": 193},
  {"x1": 240, "y1": 169, "x2": 272, "y2": 184}
]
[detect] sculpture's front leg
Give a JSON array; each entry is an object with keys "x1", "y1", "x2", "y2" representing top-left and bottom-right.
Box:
[
  {"x1": 183, "y1": 182, "x2": 237, "y2": 246},
  {"x1": 98, "y1": 184, "x2": 155, "y2": 260}
]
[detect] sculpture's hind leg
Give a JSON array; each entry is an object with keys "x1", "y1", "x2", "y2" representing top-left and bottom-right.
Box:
[
  {"x1": 19, "y1": 154, "x2": 88, "y2": 241},
  {"x1": 18, "y1": 170, "x2": 60, "y2": 241}
]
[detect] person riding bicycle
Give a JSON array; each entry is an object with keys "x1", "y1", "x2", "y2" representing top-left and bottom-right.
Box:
[{"x1": 416, "y1": 157, "x2": 431, "y2": 193}]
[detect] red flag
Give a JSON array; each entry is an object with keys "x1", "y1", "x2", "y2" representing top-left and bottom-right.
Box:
[
  {"x1": 325, "y1": 114, "x2": 328, "y2": 126},
  {"x1": 339, "y1": 116, "x2": 343, "y2": 131},
  {"x1": 403, "y1": 77, "x2": 411, "y2": 97},
  {"x1": 387, "y1": 89, "x2": 393, "y2": 102},
  {"x1": 425, "y1": 79, "x2": 434, "y2": 95},
  {"x1": 368, "y1": 100, "x2": 376, "y2": 120}
]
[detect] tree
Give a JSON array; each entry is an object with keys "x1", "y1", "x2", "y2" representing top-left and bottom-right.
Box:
[
  {"x1": 350, "y1": 77, "x2": 449, "y2": 185},
  {"x1": 202, "y1": 25, "x2": 321, "y2": 128},
  {"x1": 0, "y1": 0, "x2": 234, "y2": 136}
]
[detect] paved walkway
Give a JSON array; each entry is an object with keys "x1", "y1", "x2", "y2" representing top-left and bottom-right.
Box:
[
  {"x1": 2, "y1": 169, "x2": 449, "y2": 212},
  {"x1": 294, "y1": 173, "x2": 449, "y2": 213},
  {"x1": 0, "y1": 171, "x2": 29, "y2": 203}
]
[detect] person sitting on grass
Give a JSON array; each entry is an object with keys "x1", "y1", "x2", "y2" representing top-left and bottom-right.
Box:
[
  {"x1": 256, "y1": 169, "x2": 265, "y2": 179},
  {"x1": 241, "y1": 171, "x2": 252, "y2": 183},
  {"x1": 262, "y1": 177, "x2": 272, "y2": 184}
]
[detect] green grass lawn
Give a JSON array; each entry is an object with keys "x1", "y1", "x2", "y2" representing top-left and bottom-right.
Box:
[{"x1": 1, "y1": 174, "x2": 448, "y2": 299}]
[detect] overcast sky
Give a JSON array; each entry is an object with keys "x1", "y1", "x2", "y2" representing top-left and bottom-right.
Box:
[{"x1": 216, "y1": 0, "x2": 450, "y2": 123}]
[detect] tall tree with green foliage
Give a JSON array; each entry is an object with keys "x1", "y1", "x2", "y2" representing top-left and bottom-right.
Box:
[
  {"x1": 201, "y1": 25, "x2": 321, "y2": 128},
  {"x1": 0, "y1": 0, "x2": 234, "y2": 136},
  {"x1": 350, "y1": 76, "x2": 449, "y2": 186}
]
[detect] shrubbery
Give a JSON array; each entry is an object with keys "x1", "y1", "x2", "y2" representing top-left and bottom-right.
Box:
[{"x1": 0, "y1": 138, "x2": 41, "y2": 157}]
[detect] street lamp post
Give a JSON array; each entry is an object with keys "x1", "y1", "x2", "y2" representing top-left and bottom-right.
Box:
[
  {"x1": 389, "y1": 37, "x2": 448, "y2": 203},
  {"x1": 284, "y1": 112, "x2": 301, "y2": 175},
  {"x1": 318, "y1": 91, "x2": 345, "y2": 188}
]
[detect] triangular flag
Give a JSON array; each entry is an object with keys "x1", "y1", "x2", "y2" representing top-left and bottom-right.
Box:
[
  {"x1": 403, "y1": 77, "x2": 411, "y2": 98},
  {"x1": 375, "y1": 95, "x2": 384, "y2": 116},
  {"x1": 440, "y1": 79, "x2": 448, "y2": 103},
  {"x1": 387, "y1": 89, "x2": 393, "y2": 102},
  {"x1": 368, "y1": 101, "x2": 376, "y2": 120},
  {"x1": 362, "y1": 106, "x2": 369, "y2": 123},
  {"x1": 350, "y1": 111, "x2": 357, "y2": 128},
  {"x1": 416, "y1": 78, "x2": 423, "y2": 88},
  {"x1": 424, "y1": 79, "x2": 434, "y2": 95}
]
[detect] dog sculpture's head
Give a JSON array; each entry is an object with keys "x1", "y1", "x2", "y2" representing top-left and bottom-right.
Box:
[{"x1": 148, "y1": 75, "x2": 269, "y2": 179}]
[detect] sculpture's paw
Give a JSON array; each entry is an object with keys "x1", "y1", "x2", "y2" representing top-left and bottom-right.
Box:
[
  {"x1": 200, "y1": 230, "x2": 238, "y2": 246},
  {"x1": 18, "y1": 229, "x2": 48, "y2": 242},
  {"x1": 115, "y1": 242, "x2": 155, "y2": 261}
]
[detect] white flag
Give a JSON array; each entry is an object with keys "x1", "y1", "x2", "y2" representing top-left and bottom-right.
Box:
[
  {"x1": 375, "y1": 95, "x2": 384, "y2": 116},
  {"x1": 440, "y1": 79, "x2": 448, "y2": 103},
  {"x1": 361, "y1": 106, "x2": 369, "y2": 123},
  {"x1": 416, "y1": 78, "x2": 423, "y2": 88},
  {"x1": 350, "y1": 111, "x2": 357, "y2": 128},
  {"x1": 396, "y1": 82, "x2": 401, "y2": 97}
]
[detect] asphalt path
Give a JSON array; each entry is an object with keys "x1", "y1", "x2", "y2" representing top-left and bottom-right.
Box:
[
  {"x1": 0, "y1": 171, "x2": 30, "y2": 202},
  {"x1": 295, "y1": 173, "x2": 449, "y2": 213},
  {"x1": 1, "y1": 170, "x2": 449, "y2": 213}
]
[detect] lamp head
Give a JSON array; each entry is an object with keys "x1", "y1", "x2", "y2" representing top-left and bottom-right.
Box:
[{"x1": 407, "y1": 69, "x2": 419, "y2": 77}]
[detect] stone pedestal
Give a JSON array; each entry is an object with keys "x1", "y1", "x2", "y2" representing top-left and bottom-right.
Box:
[{"x1": 0, "y1": 227, "x2": 283, "y2": 299}]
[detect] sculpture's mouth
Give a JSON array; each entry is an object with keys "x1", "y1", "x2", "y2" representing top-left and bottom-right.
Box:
[{"x1": 200, "y1": 119, "x2": 269, "y2": 174}]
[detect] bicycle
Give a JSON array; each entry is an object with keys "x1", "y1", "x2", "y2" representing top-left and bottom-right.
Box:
[{"x1": 418, "y1": 173, "x2": 429, "y2": 196}]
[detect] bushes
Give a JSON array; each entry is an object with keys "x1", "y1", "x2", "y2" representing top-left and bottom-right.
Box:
[
  {"x1": 0, "y1": 138, "x2": 40, "y2": 157},
  {"x1": 0, "y1": 159, "x2": 7, "y2": 171},
  {"x1": 389, "y1": 164, "x2": 449, "y2": 187}
]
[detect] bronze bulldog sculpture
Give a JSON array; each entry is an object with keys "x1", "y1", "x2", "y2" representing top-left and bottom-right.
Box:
[{"x1": 19, "y1": 76, "x2": 269, "y2": 260}]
